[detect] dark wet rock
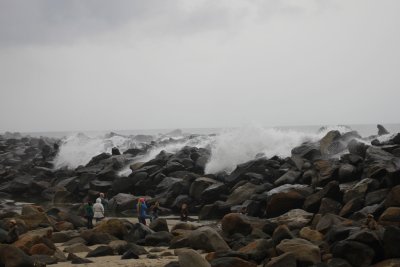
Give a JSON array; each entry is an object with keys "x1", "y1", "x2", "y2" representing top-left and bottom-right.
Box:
[
  {"x1": 316, "y1": 213, "x2": 347, "y2": 234},
  {"x1": 124, "y1": 223, "x2": 154, "y2": 243},
  {"x1": 348, "y1": 139, "x2": 368, "y2": 158},
  {"x1": 276, "y1": 238, "x2": 321, "y2": 265},
  {"x1": 63, "y1": 243, "x2": 92, "y2": 253},
  {"x1": 339, "y1": 197, "x2": 365, "y2": 217},
  {"x1": 379, "y1": 207, "x2": 400, "y2": 226},
  {"x1": 226, "y1": 182, "x2": 264, "y2": 206},
  {"x1": 63, "y1": 237, "x2": 87, "y2": 246},
  {"x1": 338, "y1": 164, "x2": 358, "y2": 183},
  {"x1": 108, "y1": 193, "x2": 136, "y2": 213},
  {"x1": 303, "y1": 181, "x2": 341, "y2": 213},
  {"x1": 93, "y1": 218, "x2": 128, "y2": 239},
  {"x1": 384, "y1": 185, "x2": 400, "y2": 208},
  {"x1": 205, "y1": 250, "x2": 249, "y2": 262},
  {"x1": 272, "y1": 224, "x2": 294, "y2": 245},
  {"x1": 86, "y1": 245, "x2": 114, "y2": 257},
  {"x1": 150, "y1": 218, "x2": 169, "y2": 232},
  {"x1": 221, "y1": 213, "x2": 252, "y2": 236},
  {"x1": 270, "y1": 209, "x2": 314, "y2": 230},
  {"x1": 237, "y1": 239, "x2": 274, "y2": 263},
  {"x1": 80, "y1": 230, "x2": 117, "y2": 245},
  {"x1": 313, "y1": 160, "x2": 339, "y2": 186},
  {"x1": 0, "y1": 244, "x2": 35, "y2": 267},
  {"x1": 382, "y1": 226, "x2": 400, "y2": 258},
  {"x1": 318, "y1": 198, "x2": 343, "y2": 215},
  {"x1": 291, "y1": 142, "x2": 321, "y2": 161},
  {"x1": 364, "y1": 146, "x2": 400, "y2": 179},
  {"x1": 377, "y1": 125, "x2": 390, "y2": 136},
  {"x1": 31, "y1": 254, "x2": 58, "y2": 265},
  {"x1": 189, "y1": 177, "x2": 220, "y2": 202},
  {"x1": 199, "y1": 201, "x2": 231, "y2": 220},
  {"x1": 365, "y1": 189, "x2": 390, "y2": 206},
  {"x1": 332, "y1": 240, "x2": 375, "y2": 267},
  {"x1": 224, "y1": 158, "x2": 277, "y2": 185},
  {"x1": 145, "y1": 231, "x2": 173, "y2": 246},
  {"x1": 200, "y1": 183, "x2": 228, "y2": 204},
  {"x1": 121, "y1": 249, "x2": 140, "y2": 259},
  {"x1": 343, "y1": 178, "x2": 379, "y2": 203},
  {"x1": 67, "y1": 252, "x2": 93, "y2": 263},
  {"x1": 299, "y1": 226, "x2": 324, "y2": 242},
  {"x1": 266, "y1": 189, "x2": 306, "y2": 218},
  {"x1": 178, "y1": 249, "x2": 210, "y2": 267},
  {"x1": 274, "y1": 170, "x2": 301, "y2": 186}
]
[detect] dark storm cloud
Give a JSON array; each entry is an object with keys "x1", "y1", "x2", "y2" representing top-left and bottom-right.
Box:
[
  {"x1": 0, "y1": 0, "x2": 170, "y2": 45},
  {"x1": 0, "y1": 0, "x2": 245, "y2": 45},
  {"x1": 0, "y1": 0, "x2": 321, "y2": 46}
]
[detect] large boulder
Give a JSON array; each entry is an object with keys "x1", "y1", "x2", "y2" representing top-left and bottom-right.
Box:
[
  {"x1": 276, "y1": 238, "x2": 321, "y2": 265},
  {"x1": 382, "y1": 226, "x2": 400, "y2": 258},
  {"x1": 313, "y1": 160, "x2": 339, "y2": 186},
  {"x1": 274, "y1": 170, "x2": 301, "y2": 186},
  {"x1": 178, "y1": 249, "x2": 210, "y2": 267},
  {"x1": 108, "y1": 193, "x2": 136, "y2": 213},
  {"x1": 384, "y1": 185, "x2": 400, "y2": 208},
  {"x1": 225, "y1": 182, "x2": 262, "y2": 206},
  {"x1": 189, "y1": 177, "x2": 220, "y2": 202},
  {"x1": 221, "y1": 213, "x2": 252, "y2": 236},
  {"x1": 188, "y1": 227, "x2": 230, "y2": 252},
  {"x1": 86, "y1": 245, "x2": 114, "y2": 257},
  {"x1": 343, "y1": 178, "x2": 378, "y2": 203},
  {"x1": 299, "y1": 227, "x2": 324, "y2": 242},
  {"x1": 93, "y1": 219, "x2": 128, "y2": 239},
  {"x1": 124, "y1": 223, "x2": 154, "y2": 243},
  {"x1": 0, "y1": 244, "x2": 35, "y2": 267},
  {"x1": 379, "y1": 207, "x2": 400, "y2": 226},
  {"x1": 303, "y1": 181, "x2": 341, "y2": 213},
  {"x1": 332, "y1": 240, "x2": 375, "y2": 267},
  {"x1": 272, "y1": 225, "x2": 294, "y2": 245},
  {"x1": 266, "y1": 190, "x2": 306, "y2": 218},
  {"x1": 320, "y1": 130, "x2": 346, "y2": 155},
  {"x1": 149, "y1": 218, "x2": 169, "y2": 232},
  {"x1": 145, "y1": 231, "x2": 173, "y2": 246},
  {"x1": 364, "y1": 147, "x2": 400, "y2": 179},
  {"x1": 237, "y1": 239, "x2": 274, "y2": 263},
  {"x1": 270, "y1": 209, "x2": 314, "y2": 230}
]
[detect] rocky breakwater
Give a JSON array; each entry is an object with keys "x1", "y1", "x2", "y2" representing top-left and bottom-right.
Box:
[{"x1": 1, "y1": 125, "x2": 400, "y2": 266}]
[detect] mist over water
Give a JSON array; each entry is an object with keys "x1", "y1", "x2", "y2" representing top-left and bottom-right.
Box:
[{"x1": 51, "y1": 124, "x2": 382, "y2": 174}]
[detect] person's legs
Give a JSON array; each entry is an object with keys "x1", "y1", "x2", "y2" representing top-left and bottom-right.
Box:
[
  {"x1": 88, "y1": 217, "x2": 93, "y2": 229},
  {"x1": 139, "y1": 216, "x2": 146, "y2": 225}
]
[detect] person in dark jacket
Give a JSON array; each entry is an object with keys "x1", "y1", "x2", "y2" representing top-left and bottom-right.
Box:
[{"x1": 83, "y1": 201, "x2": 94, "y2": 229}]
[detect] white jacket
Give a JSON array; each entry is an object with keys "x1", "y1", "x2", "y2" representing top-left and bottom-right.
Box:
[{"x1": 93, "y1": 199, "x2": 104, "y2": 218}]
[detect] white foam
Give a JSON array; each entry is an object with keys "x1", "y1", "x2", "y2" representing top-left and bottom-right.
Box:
[
  {"x1": 53, "y1": 133, "x2": 138, "y2": 169},
  {"x1": 204, "y1": 125, "x2": 353, "y2": 174}
]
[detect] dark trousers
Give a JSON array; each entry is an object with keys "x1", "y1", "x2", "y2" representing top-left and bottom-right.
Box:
[{"x1": 86, "y1": 216, "x2": 93, "y2": 229}]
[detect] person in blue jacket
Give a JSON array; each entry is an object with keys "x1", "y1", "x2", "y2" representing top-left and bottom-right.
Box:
[{"x1": 137, "y1": 198, "x2": 152, "y2": 225}]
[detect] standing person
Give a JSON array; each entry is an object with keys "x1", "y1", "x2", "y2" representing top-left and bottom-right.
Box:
[
  {"x1": 97, "y1": 193, "x2": 108, "y2": 211},
  {"x1": 83, "y1": 201, "x2": 94, "y2": 229},
  {"x1": 180, "y1": 203, "x2": 188, "y2": 222},
  {"x1": 150, "y1": 201, "x2": 160, "y2": 221},
  {"x1": 93, "y1": 198, "x2": 105, "y2": 224},
  {"x1": 137, "y1": 198, "x2": 151, "y2": 225}
]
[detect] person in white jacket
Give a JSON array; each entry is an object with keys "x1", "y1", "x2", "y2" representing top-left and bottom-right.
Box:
[{"x1": 93, "y1": 198, "x2": 105, "y2": 223}]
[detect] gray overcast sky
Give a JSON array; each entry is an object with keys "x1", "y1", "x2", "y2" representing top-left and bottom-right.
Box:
[{"x1": 0, "y1": 0, "x2": 399, "y2": 132}]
